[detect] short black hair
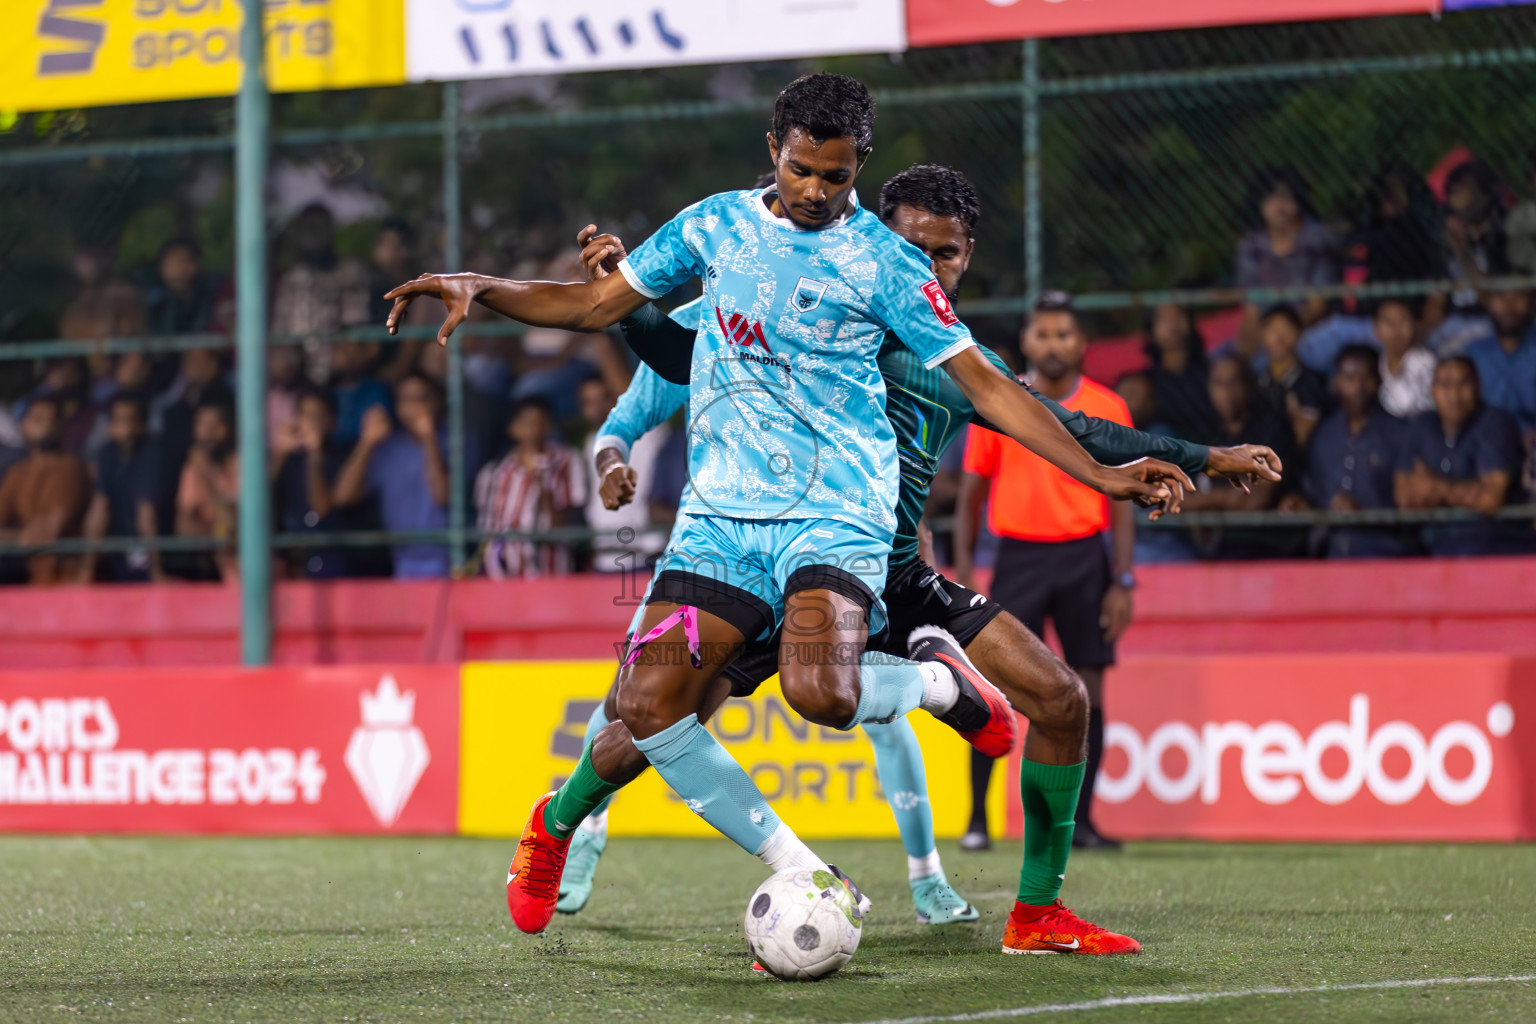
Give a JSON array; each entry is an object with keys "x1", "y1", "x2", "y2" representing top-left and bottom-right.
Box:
[
  {"x1": 772, "y1": 74, "x2": 876, "y2": 159},
  {"x1": 1436, "y1": 353, "x2": 1480, "y2": 384},
  {"x1": 108, "y1": 390, "x2": 149, "y2": 416},
  {"x1": 1445, "y1": 159, "x2": 1499, "y2": 200},
  {"x1": 1369, "y1": 295, "x2": 1421, "y2": 320},
  {"x1": 1335, "y1": 344, "x2": 1381, "y2": 377},
  {"x1": 378, "y1": 215, "x2": 416, "y2": 248},
  {"x1": 1259, "y1": 304, "x2": 1304, "y2": 332},
  {"x1": 157, "y1": 236, "x2": 201, "y2": 263},
  {"x1": 1024, "y1": 290, "x2": 1076, "y2": 333},
  {"x1": 510, "y1": 394, "x2": 555, "y2": 423},
  {"x1": 297, "y1": 385, "x2": 337, "y2": 416},
  {"x1": 879, "y1": 164, "x2": 980, "y2": 232}
]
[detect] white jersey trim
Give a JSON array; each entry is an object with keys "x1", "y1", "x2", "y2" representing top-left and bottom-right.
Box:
[{"x1": 617, "y1": 257, "x2": 665, "y2": 301}]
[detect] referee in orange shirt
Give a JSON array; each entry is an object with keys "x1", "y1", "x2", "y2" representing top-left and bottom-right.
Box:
[{"x1": 955, "y1": 292, "x2": 1135, "y2": 851}]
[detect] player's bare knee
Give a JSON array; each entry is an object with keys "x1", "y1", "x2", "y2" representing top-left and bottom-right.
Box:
[
  {"x1": 779, "y1": 661, "x2": 858, "y2": 728},
  {"x1": 614, "y1": 669, "x2": 682, "y2": 741},
  {"x1": 1040, "y1": 667, "x2": 1089, "y2": 736}
]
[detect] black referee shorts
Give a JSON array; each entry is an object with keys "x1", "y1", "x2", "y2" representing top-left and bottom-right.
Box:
[{"x1": 990, "y1": 534, "x2": 1116, "y2": 670}]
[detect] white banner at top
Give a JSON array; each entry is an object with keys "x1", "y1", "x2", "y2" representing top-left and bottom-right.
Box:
[{"x1": 405, "y1": 0, "x2": 906, "y2": 82}]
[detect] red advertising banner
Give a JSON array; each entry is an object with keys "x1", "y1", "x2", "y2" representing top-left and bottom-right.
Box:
[
  {"x1": 0, "y1": 666, "x2": 459, "y2": 834},
  {"x1": 1083, "y1": 654, "x2": 1536, "y2": 841},
  {"x1": 908, "y1": 0, "x2": 1438, "y2": 48}
]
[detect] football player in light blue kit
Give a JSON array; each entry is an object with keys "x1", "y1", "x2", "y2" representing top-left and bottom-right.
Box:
[{"x1": 385, "y1": 73, "x2": 1188, "y2": 935}]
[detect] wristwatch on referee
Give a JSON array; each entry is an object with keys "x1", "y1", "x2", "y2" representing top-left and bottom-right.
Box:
[{"x1": 1114, "y1": 571, "x2": 1137, "y2": 590}]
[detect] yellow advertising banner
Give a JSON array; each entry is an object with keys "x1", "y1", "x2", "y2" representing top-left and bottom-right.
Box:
[
  {"x1": 459, "y1": 661, "x2": 1004, "y2": 840},
  {"x1": 2, "y1": 0, "x2": 405, "y2": 113}
]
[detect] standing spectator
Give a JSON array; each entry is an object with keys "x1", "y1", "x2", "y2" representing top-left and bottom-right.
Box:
[
  {"x1": 1181, "y1": 355, "x2": 1302, "y2": 559},
  {"x1": 475, "y1": 396, "x2": 586, "y2": 578},
  {"x1": 1143, "y1": 303, "x2": 1217, "y2": 441},
  {"x1": 333, "y1": 374, "x2": 460, "y2": 579},
  {"x1": 0, "y1": 397, "x2": 90, "y2": 584},
  {"x1": 1397, "y1": 357, "x2": 1531, "y2": 555},
  {"x1": 578, "y1": 377, "x2": 669, "y2": 573},
  {"x1": 59, "y1": 242, "x2": 146, "y2": 342},
  {"x1": 954, "y1": 294, "x2": 1134, "y2": 851},
  {"x1": 270, "y1": 204, "x2": 370, "y2": 384},
  {"x1": 1116, "y1": 371, "x2": 1198, "y2": 564},
  {"x1": 143, "y1": 238, "x2": 220, "y2": 336},
  {"x1": 174, "y1": 402, "x2": 240, "y2": 581},
  {"x1": 272, "y1": 388, "x2": 354, "y2": 579},
  {"x1": 1288, "y1": 346, "x2": 1415, "y2": 558},
  {"x1": 1360, "y1": 164, "x2": 1442, "y2": 286},
  {"x1": 1256, "y1": 306, "x2": 1328, "y2": 449},
  {"x1": 77, "y1": 393, "x2": 164, "y2": 583},
  {"x1": 1463, "y1": 285, "x2": 1536, "y2": 433},
  {"x1": 1235, "y1": 169, "x2": 1340, "y2": 356},
  {"x1": 266, "y1": 346, "x2": 306, "y2": 455},
  {"x1": 329, "y1": 341, "x2": 392, "y2": 447}
]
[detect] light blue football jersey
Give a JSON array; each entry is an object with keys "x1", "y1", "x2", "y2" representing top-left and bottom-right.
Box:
[{"x1": 617, "y1": 188, "x2": 977, "y2": 542}]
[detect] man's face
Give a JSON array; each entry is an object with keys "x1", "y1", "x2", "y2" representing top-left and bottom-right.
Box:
[
  {"x1": 192, "y1": 406, "x2": 229, "y2": 450},
  {"x1": 766, "y1": 128, "x2": 863, "y2": 230},
  {"x1": 1021, "y1": 310, "x2": 1083, "y2": 382},
  {"x1": 20, "y1": 402, "x2": 61, "y2": 449},
  {"x1": 396, "y1": 379, "x2": 439, "y2": 428},
  {"x1": 183, "y1": 348, "x2": 220, "y2": 386},
  {"x1": 1333, "y1": 356, "x2": 1379, "y2": 416},
  {"x1": 885, "y1": 205, "x2": 973, "y2": 298},
  {"x1": 1208, "y1": 358, "x2": 1250, "y2": 424},
  {"x1": 108, "y1": 401, "x2": 146, "y2": 447},
  {"x1": 1447, "y1": 177, "x2": 1492, "y2": 226},
  {"x1": 372, "y1": 229, "x2": 409, "y2": 275},
  {"x1": 1261, "y1": 314, "x2": 1301, "y2": 365},
  {"x1": 1433, "y1": 360, "x2": 1479, "y2": 429},
  {"x1": 297, "y1": 395, "x2": 333, "y2": 438},
  {"x1": 1482, "y1": 288, "x2": 1534, "y2": 338},
  {"x1": 1373, "y1": 301, "x2": 1415, "y2": 358},
  {"x1": 578, "y1": 380, "x2": 614, "y2": 427},
  {"x1": 159, "y1": 245, "x2": 198, "y2": 295},
  {"x1": 1261, "y1": 184, "x2": 1300, "y2": 231},
  {"x1": 510, "y1": 405, "x2": 552, "y2": 449}
]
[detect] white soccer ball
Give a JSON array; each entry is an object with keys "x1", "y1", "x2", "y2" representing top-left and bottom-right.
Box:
[{"x1": 743, "y1": 868, "x2": 863, "y2": 980}]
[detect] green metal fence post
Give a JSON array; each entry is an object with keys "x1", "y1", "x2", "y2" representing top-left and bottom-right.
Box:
[
  {"x1": 236, "y1": 0, "x2": 271, "y2": 665},
  {"x1": 1022, "y1": 38, "x2": 1042, "y2": 306},
  {"x1": 443, "y1": 81, "x2": 467, "y2": 574}
]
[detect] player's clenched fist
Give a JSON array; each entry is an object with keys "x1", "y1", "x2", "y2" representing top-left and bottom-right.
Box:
[{"x1": 595, "y1": 446, "x2": 638, "y2": 510}]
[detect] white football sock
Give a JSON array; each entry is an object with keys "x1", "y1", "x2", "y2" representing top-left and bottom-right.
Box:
[
  {"x1": 917, "y1": 662, "x2": 959, "y2": 714},
  {"x1": 908, "y1": 849, "x2": 944, "y2": 881},
  {"x1": 755, "y1": 823, "x2": 830, "y2": 874}
]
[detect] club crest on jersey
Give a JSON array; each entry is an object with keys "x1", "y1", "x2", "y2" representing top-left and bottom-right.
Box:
[
  {"x1": 791, "y1": 277, "x2": 830, "y2": 313},
  {"x1": 921, "y1": 279, "x2": 959, "y2": 328}
]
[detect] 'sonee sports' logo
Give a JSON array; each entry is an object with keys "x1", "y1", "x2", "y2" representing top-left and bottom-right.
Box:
[{"x1": 1099, "y1": 694, "x2": 1515, "y2": 808}]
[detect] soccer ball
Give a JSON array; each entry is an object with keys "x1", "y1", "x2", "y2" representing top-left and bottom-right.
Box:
[{"x1": 742, "y1": 868, "x2": 862, "y2": 980}]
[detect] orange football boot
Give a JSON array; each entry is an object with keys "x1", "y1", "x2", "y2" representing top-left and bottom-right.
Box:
[
  {"x1": 1001, "y1": 899, "x2": 1141, "y2": 955},
  {"x1": 506, "y1": 793, "x2": 572, "y2": 934}
]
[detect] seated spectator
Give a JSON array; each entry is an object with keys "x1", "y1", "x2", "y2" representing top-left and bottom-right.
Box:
[
  {"x1": 1297, "y1": 299, "x2": 1435, "y2": 418},
  {"x1": 1143, "y1": 303, "x2": 1218, "y2": 441},
  {"x1": 1256, "y1": 306, "x2": 1328, "y2": 449},
  {"x1": 329, "y1": 341, "x2": 392, "y2": 447},
  {"x1": 78, "y1": 393, "x2": 164, "y2": 583},
  {"x1": 1463, "y1": 285, "x2": 1536, "y2": 433},
  {"x1": 333, "y1": 375, "x2": 463, "y2": 579},
  {"x1": 270, "y1": 204, "x2": 370, "y2": 384},
  {"x1": 1116, "y1": 370, "x2": 1198, "y2": 564},
  {"x1": 1360, "y1": 163, "x2": 1442, "y2": 286},
  {"x1": 59, "y1": 242, "x2": 146, "y2": 342},
  {"x1": 272, "y1": 388, "x2": 355, "y2": 579},
  {"x1": 174, "y1": 401, "x2": 240, "y2": 581},
  {"x1": 144, "y1": 238, "x2": 220, "y2": 336},
  {"x1": 25, "y1": 358, "x2": 97, "y2": 454},
  {"x1": 1235, "y1": 169, "x2": 1340, "y2": 356},
  {"x1": 1286, "y1": 346, "x2": 1415, "y2": 558},
  {"x1": 1396, "y1": 357, "x2": 1531, "y2": 555},
  {"x1": 1181, "y1": 355, "x2": 1303, "y2": 558},
  {"x1": 82, "y1": 350, "x2": 162, "y2": 460},
  {"x1": 579, "y1": 377, "x2": 669, "y2": 572},
  {"x1": 1430, "y1": 161, "x2": 1509, "y2": 354},
  {"x1": 266, "y1": 346, "x2": 306, "y2": 455},
  {"x1": 475, "y1": 396, "x2": 586, "y2": 578},
  {"x1": 0, "y1": 397, "x2": 90, "y2": 584},
  {"x1": 153, "y1": 347, "x2": 234, "y2": 493}
]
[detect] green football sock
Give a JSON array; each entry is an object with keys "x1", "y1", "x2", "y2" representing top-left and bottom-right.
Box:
[
  {"x1": 543, "y1": 746, "x2": 623, "y2": 839},
  {"x1": 1016, "y1": 759, "x2": 1086, "y2": 906}
]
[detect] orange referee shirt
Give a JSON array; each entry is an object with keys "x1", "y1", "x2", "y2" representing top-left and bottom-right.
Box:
[{"x1": 962, "y1": 375, "x2": 1132, "y2": 543}]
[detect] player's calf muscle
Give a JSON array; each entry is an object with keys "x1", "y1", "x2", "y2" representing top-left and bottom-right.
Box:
[{"x1": 968, "y1": 615, "x2": 1087, "y2": 749}]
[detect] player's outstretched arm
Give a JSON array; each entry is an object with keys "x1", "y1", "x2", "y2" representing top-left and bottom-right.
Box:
[
  {"x1": 384, "y1": 269, "x2": 648, "y2": 346},
  {"x1": 943, "y1": 346, "x2": 1193, "y2": 511}
]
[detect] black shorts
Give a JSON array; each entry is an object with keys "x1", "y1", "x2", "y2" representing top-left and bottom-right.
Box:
[
  {"x1": 722, "y1": 558, "x2": 1003, "y2": 698},
  {"x1": 990, "y1": 534, "x2": 1115, "y2": 670}
]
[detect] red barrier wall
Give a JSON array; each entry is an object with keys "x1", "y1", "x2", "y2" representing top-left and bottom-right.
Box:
[{"x1": 0, "y1": 557, "x2": 1531, "y2": 668}]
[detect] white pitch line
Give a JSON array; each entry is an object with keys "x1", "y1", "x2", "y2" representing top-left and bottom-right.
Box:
[{"x1": 843, "y1": 974, "x2": 1536, "y2": 1024}]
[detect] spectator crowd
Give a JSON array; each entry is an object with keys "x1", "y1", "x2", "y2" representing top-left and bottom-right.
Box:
[{"x1": 3, "y1": 154, "x2": 1536, "y2": 585}]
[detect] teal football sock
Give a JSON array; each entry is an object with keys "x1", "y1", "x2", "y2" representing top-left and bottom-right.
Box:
[
  {"x1": 863, "y1": 717, "x2": 937, "y2": 860},
  {"x1": 843, "y1": 657, "x2": 928, "y2": 729},
  {"x1": 632, "y1": 714, "x2": 781, "y2": 856}
]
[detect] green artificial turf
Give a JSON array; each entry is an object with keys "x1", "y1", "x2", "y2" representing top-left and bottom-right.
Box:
[{"x1": 1, "y1": 836, "x2": 1532, "y2": 1023}]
